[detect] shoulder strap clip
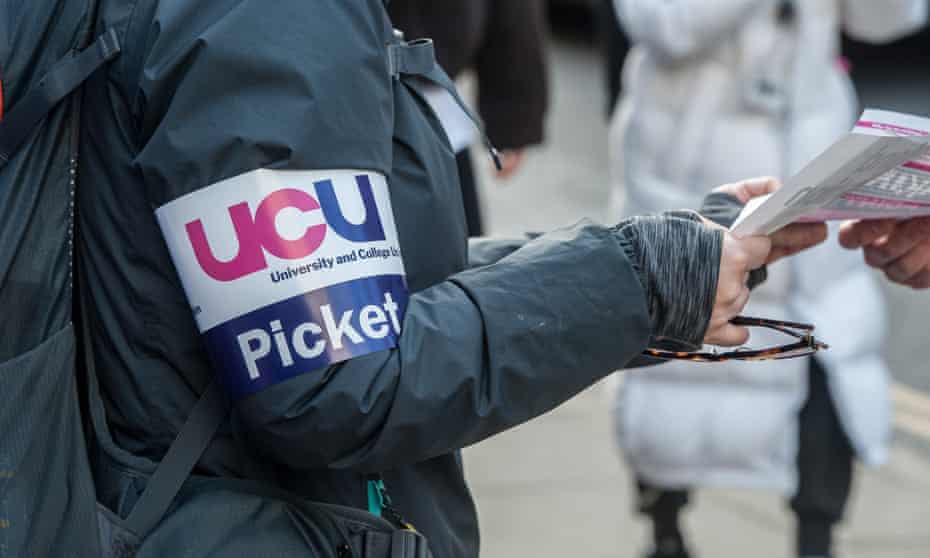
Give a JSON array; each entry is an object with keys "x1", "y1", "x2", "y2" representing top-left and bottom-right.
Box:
[
  {"x1": 388, "y1": 38, "x2": 502, "y2": 171},
  {"x1": 0, "y1": 27, "x2": 121, "y2": 166}
]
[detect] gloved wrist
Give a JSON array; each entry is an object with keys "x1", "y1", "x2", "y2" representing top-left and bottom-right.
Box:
[{"x1": 613, "y1": 212, "x2": 723, "y2": 348}]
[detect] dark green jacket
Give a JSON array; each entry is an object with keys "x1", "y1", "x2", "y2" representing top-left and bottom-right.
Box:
[{"x1": 78, "y1": 1, "x2": 651, "y2": 556}]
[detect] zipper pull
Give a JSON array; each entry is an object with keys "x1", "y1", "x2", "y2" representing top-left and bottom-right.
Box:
[{"x1": 368, "y1": 476, "x2": 418, "y2": 532}]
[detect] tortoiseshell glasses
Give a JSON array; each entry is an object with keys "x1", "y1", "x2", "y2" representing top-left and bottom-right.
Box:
[{"x1": 643, "y1": 316, "x2": 829, "y2": 362}]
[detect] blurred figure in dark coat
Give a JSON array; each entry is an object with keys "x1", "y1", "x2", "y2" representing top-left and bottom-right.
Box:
[{"x1": 389, "y1": 0, "x2": 549, "y2": 236}]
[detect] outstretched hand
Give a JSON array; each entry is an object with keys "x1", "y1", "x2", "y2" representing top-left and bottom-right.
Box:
[{"x1": 839, "y1": 216, "x2": 930, "y2": 289}]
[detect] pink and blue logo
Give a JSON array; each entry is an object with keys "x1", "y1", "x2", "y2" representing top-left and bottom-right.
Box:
[{"x1": 186, "y1": 175, "x2": 387, "y2": 281}]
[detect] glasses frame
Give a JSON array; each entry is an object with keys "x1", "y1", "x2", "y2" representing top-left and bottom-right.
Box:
[{"x1": 642, "y1": 316, "x2": 829, "y2": 362}]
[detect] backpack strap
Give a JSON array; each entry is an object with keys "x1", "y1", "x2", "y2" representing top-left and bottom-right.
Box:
[
  {"x1": 77, "y1": 270, "x2": 227, "y2": 539},
  {"x1": 0, "y1": 27, "x2": 120, "y2": 167},
  {"x1": 122, "y1": 379, "x2": 228, "y2": 537},
  {"x1": 387, "y1": 37, "x2": 502, "y2": 171}
]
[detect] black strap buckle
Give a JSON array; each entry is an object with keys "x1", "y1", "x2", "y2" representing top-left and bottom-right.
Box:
[{"x1": 388, "y1": 39, "x2": 502, "y2": 171}]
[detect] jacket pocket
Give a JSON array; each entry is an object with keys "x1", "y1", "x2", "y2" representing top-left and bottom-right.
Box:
[{"x1": 0, "y1": 324, "x2": 101, "y2": 557}]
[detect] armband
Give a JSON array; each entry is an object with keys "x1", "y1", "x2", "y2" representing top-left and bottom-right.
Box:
[{"x1": 156, "y1": 169, "x2": 409, "y2": 399}]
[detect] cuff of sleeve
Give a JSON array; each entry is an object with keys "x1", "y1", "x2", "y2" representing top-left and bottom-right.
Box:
[
  {"x1": 612, "y1": 218, "x2": 653, "y2": 328},
  {"x1": 481, "y1": 102, "x2": 545, "y2": 150},
  {"x1": 613, "y1": 214, "x2": 722, "y2": 348}
]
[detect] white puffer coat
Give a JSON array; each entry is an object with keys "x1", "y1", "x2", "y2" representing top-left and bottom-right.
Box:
[{"x1": 609, "y1": 0, "x2": 927, "y2": 493}]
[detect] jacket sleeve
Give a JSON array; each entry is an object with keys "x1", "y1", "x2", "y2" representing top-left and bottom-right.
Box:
[
  {"x1": 129, "y1": 0, "x2": 652, "y2": 473},
  {"x1": 613, "y1": 0, "x2": 772, "y2": 61},
  {"x1": 473, "y1": 0, "x2": 548, "y2": 149},
  {"x1": 238, "y1": 224, "x2": 651, "y2": 472},
  {"x1": 842, "y1": 0, "x2": 928, "y2": 43},
  {"x1": 467, "y1": 237, "x2": 528, "y2": 268}
]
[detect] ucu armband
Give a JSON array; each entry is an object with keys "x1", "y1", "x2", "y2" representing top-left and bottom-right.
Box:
[{"x1": 156, "y1": 170, "x2": 409, "y2": 399}]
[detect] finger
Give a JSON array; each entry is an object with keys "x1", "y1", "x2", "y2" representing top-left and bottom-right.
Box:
[
  {"x1": 770, "y1": 223, "x2": 827, "y2": 255},
  {"x1": 838, "y1": 219, "x2": 896, "y2": 249},
  {"x1": 904, "y1": 267, "x2": 930, "y2": 290},
  {"x1": 884, "y1": 240, "x2": 930, "y2": 283},
  {"x1": 730, "y1": 286, "x2": 751, "y2": 315},
  {"x1": 862, "y1": 237, "x2": 889, "y2": 268},
  {"x1": 860, "y1": 245, "x2": 881, "y2": 270},
  {"x1": 708, "y1": 285, "x2": 750, "y2": 334},
  {"x1": 767, "y1": 243, "x2": 814, "y2": 264},
  {"x1": 708, "y1": 292, "x2": 739, "y2": 329},
  {"x1": 736, "y1": 176, "x2": 781, "y2": 202},
  {"x1": 739, "y1": 235, "x2": 772, "y2": 270},
  {"x1": 867, "y1": 216, "x2": 930, "y2": 266},
  {"x1": 713, "y1": 176, "x2": 780, "y2": 204},
  {"x1": 705, "y1": 324, "x2": 750, "y2": 347},
  {"x1": 494, "y1": 162, "x2": 514, "y2": 179},
  {"x1": 495, "y1": 150, "x2": 525, "y2": 180},
  {"x1": 714, "y1": 270, "x2": 746, "y2": 308},
  {"x1": 496, "y1": 161, "x2": 516, "y2": 179},
  {"x1": 767, "y1": 246, "x2": 790, "y2": 263}
]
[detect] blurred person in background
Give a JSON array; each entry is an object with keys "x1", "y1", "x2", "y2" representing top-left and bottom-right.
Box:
[
  {"x1": 606, "y1": 1, "x2": 928, "y2": 558},
  {"x1": 600, "y1": 0, "x2": 631, "y2": 116},
  {"x1": 388, "y1": 0, "x2": 548, "y2": 237}
]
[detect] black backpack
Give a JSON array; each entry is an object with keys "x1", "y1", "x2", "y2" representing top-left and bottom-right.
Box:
[{"x1": 0, "y1": 2, "x2": 435, "y2": 557}]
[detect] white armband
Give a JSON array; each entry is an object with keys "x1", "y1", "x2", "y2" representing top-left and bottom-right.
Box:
[{"x1": 156, "y1": 169, "x2": 408, "y2": 399}]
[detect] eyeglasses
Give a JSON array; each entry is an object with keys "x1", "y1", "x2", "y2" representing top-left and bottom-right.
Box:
[{"x1": 642, "y1": 316, "x2": 829, "y2": 362}]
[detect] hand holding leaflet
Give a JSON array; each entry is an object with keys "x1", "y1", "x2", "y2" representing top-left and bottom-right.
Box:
[
  {"x1": 642, "y1": 178, "x2": 830, "y2": 362},
  {"x1": 731, "y1": 110, "x2": 930, "y2": 237},
  {"x1": 711, "y1": 177, "x2": 828, "y2": 262}
]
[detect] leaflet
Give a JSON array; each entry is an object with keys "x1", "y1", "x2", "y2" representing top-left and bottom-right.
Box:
[{"x1": 731, "y1": 109, "x2": 930, "y2": 236}]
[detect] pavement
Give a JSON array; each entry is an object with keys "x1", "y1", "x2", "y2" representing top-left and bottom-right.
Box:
[{"x1": 461, "y1": 35, "x2": 930, "y2": 558}]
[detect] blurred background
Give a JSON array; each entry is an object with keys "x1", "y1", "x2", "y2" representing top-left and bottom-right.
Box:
[{"x1": 450, "y1": 2, "x2": 930, "y2": 557}]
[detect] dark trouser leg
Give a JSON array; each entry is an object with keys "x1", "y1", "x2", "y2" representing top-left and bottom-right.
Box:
[
  {"x1": 637, "y1": 478, "x2": 690, "y2": 555},
  {"x1": 790, "y1": 358, "x2": 855, "y2": 557},
  {"x1": 455, "y1": 150, "x2": 483, "y2": 237},
  {"x1": 599, "y1": 0, "x2": 630, "y2": 116}
]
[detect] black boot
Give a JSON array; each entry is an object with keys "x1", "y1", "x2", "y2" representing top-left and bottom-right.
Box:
[
  {"x1": 643, "y1": 535, "x2": 691, "y2": 558},
  {"x1": 636, "y1": 482, "x2": 692, "y2": 558},
  {"x1": 797, "y1": 517, "x2": 835, "y2": 558},
  {"x1": 643, "y1": 515, "x2": 691, "y2": 558}
]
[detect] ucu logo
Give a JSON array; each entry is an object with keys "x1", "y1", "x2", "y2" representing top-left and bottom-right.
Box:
[{"x1": 186, "y1": 175, "x2": 386, "y2": 282}]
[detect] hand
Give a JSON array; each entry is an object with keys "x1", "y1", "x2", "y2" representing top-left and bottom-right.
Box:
[
  {"x1": 839, "y1": 216, "x2": 930, "y2": 289},
  {"x1": 493, "y1": 149, "x2": 525, "y2": 180},
  {"x1": 712, "y1": 176, "x2": 827, "y2": 263},
  {"x1": 704, "y1": 219, "x2": 772, "y2": 346}
]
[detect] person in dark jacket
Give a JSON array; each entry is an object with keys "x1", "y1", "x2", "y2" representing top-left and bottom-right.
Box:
[
  {"x1": 76, "y1": 1, "x2": 825, "y2": 556},
  {"x1": 388, "y1": 0, "x2": 548, "y2": 236}
]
